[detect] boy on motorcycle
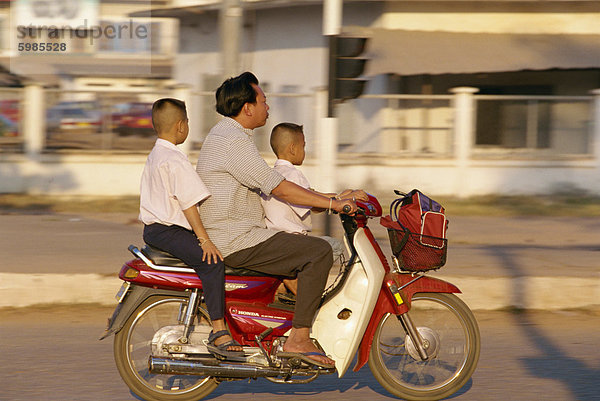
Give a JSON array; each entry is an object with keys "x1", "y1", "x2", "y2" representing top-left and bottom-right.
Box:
[
  {"x1": 139, "y1": 98, "x2": 244, "y2": 360},
  {"x1": 261, "y1": 122, "x2": 368, "y2": 298}
]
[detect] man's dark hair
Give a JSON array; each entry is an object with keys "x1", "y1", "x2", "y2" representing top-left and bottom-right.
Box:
[{"x1": 215, "y1": 72, "x2": 259, "y2": 117}]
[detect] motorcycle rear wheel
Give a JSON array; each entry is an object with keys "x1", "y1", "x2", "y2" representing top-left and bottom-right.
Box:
[
  {"x1": 368, "y1": 293, "x2": 480, "y2": 400},
  {"x1": 114, "y1": 296, "x2": 219, "y2": 401}
]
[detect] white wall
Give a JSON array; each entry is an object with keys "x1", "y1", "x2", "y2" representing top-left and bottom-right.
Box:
[{"x1": 3, "y1": 153, "x2": 599, "y2": 197}]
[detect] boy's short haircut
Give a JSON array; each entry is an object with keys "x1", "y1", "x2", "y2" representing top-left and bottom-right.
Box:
[
  {"x1": 270, "y1": 122, "x2": 304, "y2": 157},
  {"x1": 215, "y1": 72, "x2": 259, "y2": 117},
  {"x1": 152, "y1": 98, "x2": 187, "y2": 134}
]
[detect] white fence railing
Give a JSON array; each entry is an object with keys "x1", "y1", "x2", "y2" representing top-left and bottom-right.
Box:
[
  {"x1": 1, "y1": 84, "x2": 599, "y2": 196},
  {"x1": 472, "y1": 95, "x2": 594, "y2": 157},
  {"x1": 2, "y1": 85, "x2": 596, "y2": 161}
]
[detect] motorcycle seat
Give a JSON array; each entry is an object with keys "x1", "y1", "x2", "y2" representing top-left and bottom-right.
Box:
[{"x1": 141, "y1": 245, "x2": 271, "y2": 277}]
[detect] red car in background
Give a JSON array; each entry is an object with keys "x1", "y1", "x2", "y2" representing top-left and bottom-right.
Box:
[
  {"x1": 0, "y1": 100, "x2": 20, "y2": 138},
  {"x1": 113, "y1": 103, "x2": 154, "y2": 136},
  {"x1": 0, "y1": 99, "x2": 19, "y2": 123},
  {"x1": 0, "y1": 114, "x2": 18, "y2": 137}
]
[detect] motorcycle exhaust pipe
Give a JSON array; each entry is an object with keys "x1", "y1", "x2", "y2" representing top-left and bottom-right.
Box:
[{"x1": 148, "y1": 356, "x2": 284, "y2": 379}]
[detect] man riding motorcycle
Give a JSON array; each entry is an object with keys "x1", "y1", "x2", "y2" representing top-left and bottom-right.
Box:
[{"x1": 196, "y1": 71, "x2": 358, "y2": 367}]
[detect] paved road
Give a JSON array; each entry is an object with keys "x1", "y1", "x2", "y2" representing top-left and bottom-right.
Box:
[
  {"x1": 0, "y1": 212, "x2": 141, "y2": 275},
  {"x1": 2, "y1": 211, "x2": 599, "y2": 276},
  {"x1": 1, "y1": 212, "x2": 599, "y2": 310},
  {"x1": 1, "y1": 306, "x2": 598, "y2": 401}
]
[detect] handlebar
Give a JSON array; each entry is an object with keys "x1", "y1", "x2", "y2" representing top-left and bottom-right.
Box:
[
  {"x1": 338, "y1": 193, "x2": 382, "y2": 218},
  {"x1": 340, "y1": 205, "x2": 367, "y2": 217}
]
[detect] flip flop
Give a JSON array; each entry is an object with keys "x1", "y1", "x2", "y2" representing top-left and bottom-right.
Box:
[
  {"x1": 277, "y1": 351, "x2": 335, "y2": 369},
  {"x1": 277, "y1": 292, "x2": 296, "y2": 305},
  {"x1": 206, "y1": 330, "x2": 245, "y2": 360}
]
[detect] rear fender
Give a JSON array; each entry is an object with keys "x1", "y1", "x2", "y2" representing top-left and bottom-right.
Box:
[
  {"x1": 99, "y1": 284, "x2": 186, "y2": 340},
  {"x1": 353, "y1": 273, "x2": 461, "y2": 372}
]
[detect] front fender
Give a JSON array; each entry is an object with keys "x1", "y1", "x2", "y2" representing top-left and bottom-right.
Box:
[
  {"x1": 99, "y1": 284, "x2": 186, "y2": 340},
  {"x1": 353, "y1": 273, "x2": 461, "y2": 372}
]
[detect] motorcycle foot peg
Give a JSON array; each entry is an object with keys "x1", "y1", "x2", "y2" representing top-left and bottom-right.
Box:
[
  {"x1": 256, "y1": 328, "x2": 273, "y2": 342},
  {"x1": 255, "y1": 328, "x2": 274, "y2": 366},
  {"x1": 286, "y1": 356, "x2": 303, "y2": 369}
]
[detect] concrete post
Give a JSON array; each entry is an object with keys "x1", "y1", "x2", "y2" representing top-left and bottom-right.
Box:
[
  {"x1": 315, "y1": 88, "x2": 337, "y2": 193},
  {"x1": 591, "y1": 89, "x2": 600, "y2": 167},
  {"x1": 451, "y1": 87, "x2": 478, "y2": 165},
  {"x1": 450, "y1": 87, "x2": 478, "y2": 196},
  {"x1": 171, "y1": 84, "x2": 193, "y2": 154},
  {"x1": 22, "y1": 82, "x2": 45, "y2": 157},
  {"x1": 316, "y1": 88, "x2": 337, "y2": 235}
]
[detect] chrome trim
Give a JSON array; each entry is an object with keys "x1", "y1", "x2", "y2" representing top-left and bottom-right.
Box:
[
  {"x1": 398, "y1": 274, "x2": 424, "y2": 290},
  {"x1": 128, "y1": 245, "x2": 197, "y2": 273},
  {"x1": 148, "y1": 356, "x2": 332, "y2": 378},
  {"x1": 115, "y1": 282, "x2": 131, "y2": 303}
]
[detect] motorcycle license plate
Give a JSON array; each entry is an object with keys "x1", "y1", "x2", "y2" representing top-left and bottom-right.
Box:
[{"x1": 115, "y1": 282, "x2": 131, "y2": 303}]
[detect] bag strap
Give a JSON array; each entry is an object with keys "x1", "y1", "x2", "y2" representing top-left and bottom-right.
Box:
[
  {"x1": 390, "y1": 192, "x2": 408, "y2": 221},
  {"x1": 390, "y1": 189, "x2": 414, "y2": 227}
]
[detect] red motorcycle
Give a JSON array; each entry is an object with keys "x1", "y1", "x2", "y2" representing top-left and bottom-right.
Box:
[{"x1": 101, "y1": 192, "x2": 480, "y2": 401}]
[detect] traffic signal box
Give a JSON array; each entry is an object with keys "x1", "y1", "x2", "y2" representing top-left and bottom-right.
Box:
[{"x1": 327, "y1": 35, "x2": 369, "y2": 116}]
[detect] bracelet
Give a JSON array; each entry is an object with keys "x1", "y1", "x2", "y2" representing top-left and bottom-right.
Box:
[
  {"x1": 199, "y1": 238, "x2": 209, "y2": 246},
  {"x1": 328, "y1": 197, "x2": 334, "y2": 215}
]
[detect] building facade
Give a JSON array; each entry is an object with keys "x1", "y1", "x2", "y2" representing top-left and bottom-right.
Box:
[{"x1": 0, "y1": 0, "x2": 599, "y2": 197}]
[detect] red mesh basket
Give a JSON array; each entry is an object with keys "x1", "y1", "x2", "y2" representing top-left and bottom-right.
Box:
[{"x1": 387, "y1": 228, "x2": 447, "y2": 272}]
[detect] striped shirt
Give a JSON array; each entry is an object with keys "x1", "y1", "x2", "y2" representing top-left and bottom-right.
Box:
[{"x1": 196, "y1": 118, "x2": 284, "y2": 257}]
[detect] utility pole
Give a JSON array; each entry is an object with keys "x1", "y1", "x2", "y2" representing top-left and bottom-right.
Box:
[
  {"x1": 324, "y1": 0, "x2": 342, "y2": 117},
  {"x1": 321, "y1": 0, "x2": 342, "y2": 235},
  {"x1": 220, "y1": 0, "x2": 242, "y2": 78}
]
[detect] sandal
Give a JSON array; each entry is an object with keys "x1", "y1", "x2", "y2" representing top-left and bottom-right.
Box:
[
  {"x1": 206, "y1": 330, "x2": 245, "y2": 360},
  {"x1": 277, "y1": 351, "x2": 335, "y2": 369},
  {"x1": 277, "y1": 291, "x2": 296, "y2": 305}
]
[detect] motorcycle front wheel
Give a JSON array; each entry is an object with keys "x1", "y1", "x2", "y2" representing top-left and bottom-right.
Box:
[
  {"x1": 368, "y1": 293, "x2": 480, "y2": 400},
  {"x1": 114, "y1": 296, "x2": 219, "y2": 401}
]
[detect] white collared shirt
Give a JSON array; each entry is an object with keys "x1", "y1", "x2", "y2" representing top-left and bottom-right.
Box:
[
  {"x1": 139, "y1": 138, "x2": 210, "y2": 230},
  {"x1": 261, "y1": 159, "x2": 312, "y2": 234}
]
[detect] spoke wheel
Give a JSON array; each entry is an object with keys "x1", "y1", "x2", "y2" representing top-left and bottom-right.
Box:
[
  {"x1": 369, "y1": 293, "x2": 480, "y2": 400},
  {"x1": 114, "y1": 296, "x2": 219, "y2": 401}
]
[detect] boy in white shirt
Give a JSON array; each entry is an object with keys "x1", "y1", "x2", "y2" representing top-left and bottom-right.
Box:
[
  {"x1": 261, "y1": 122, "x2": 368, "y2": 297},
  {"x1": 139, "y1": 98, "x2": 243, "y2": 359}
]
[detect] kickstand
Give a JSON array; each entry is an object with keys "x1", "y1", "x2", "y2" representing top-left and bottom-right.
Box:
[{"x1": 255, "y1": 328, "x2": 274, "y2": 366}]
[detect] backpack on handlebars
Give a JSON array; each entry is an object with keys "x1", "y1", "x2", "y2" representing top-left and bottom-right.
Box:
[{"x1": 380, "y1": 189, "x2": 448, "y2": 272}]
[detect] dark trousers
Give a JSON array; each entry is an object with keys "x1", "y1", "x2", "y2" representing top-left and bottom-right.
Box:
[
  {"x1": 225, "y1": 232, "x2": 333, "y2": 328},
  {"x1": 143, "y1": 223, "x2": 225, "y2": 320}
]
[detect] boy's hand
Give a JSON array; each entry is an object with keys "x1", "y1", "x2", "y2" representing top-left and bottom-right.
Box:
[
  {"x1": 338, "y1": 189, "x2": 369, "y2": 202},
  {"x1": 200, "y1": 240, "x2": 223, "y2": 264},
  {"x1": 350, "y1": 190, "x2": 369, "y2": 202}
]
